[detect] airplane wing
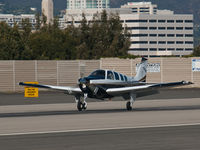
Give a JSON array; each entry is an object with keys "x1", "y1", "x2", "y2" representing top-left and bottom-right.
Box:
[
  {"x1": 106, "y1": 81, "x2": 193, "y2": 96},
  {"x1": 19, "y1": 82, "x2": 82, "y2": 95}
]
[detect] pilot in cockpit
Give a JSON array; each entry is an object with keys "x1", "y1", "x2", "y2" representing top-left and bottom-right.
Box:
[{"x1": 107, "y1": 71, "x2": 114, "y2": 80}]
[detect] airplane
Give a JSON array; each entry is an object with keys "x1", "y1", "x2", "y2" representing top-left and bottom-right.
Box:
[{"x1": 19, "y1": 57, "x2": 192, "y2": 111}]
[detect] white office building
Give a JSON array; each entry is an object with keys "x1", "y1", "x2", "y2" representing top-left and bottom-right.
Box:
[
  {"x1": 42, "y1": 0, "x2": 54, "y2": 24},
  {"x1": 67, "y1": 0, "x2": 109, "y2": 10},
  {"x1": 61, "y1": 2, "x2": 193, "y2": 57},
  {"x1": 0, "y1": 14, "x2": 36, "y2": 28}
]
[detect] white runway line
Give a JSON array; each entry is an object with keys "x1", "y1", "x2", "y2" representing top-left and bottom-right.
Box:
[{"x1": 1, "y1": 122, "x2": 200, "y2": 137}]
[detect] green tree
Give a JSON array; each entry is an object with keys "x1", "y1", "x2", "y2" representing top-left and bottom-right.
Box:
[
  {"x1": 193, "y1": 45, "x2": 200, "y2": 56},
  {"x1": 35, "y1": 12, "x2": 41, "y2": 30}
]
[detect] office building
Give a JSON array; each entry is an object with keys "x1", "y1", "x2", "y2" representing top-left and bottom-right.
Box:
[
  {"x1": 0, "y1": 14, "x2": 36, "y2": 28},
  {"x1": 61, "y1": 2, "x2": 193, "y2": 57}
]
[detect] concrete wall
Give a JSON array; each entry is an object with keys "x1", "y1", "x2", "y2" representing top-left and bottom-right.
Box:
[{"x1": 0, "y1": 58, "x2": 199, "y2": 92}]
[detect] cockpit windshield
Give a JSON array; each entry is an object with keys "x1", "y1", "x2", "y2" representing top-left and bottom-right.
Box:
[{"x1": 90, "y1": 70, "x2": 105, "y2": 79}]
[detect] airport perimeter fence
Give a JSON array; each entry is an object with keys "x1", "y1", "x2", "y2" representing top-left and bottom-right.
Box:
[{"x1": 0, "y1": 57, "x2": 199, "y2": 92}]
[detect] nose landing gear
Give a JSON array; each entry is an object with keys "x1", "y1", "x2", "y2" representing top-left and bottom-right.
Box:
[{"x1": 75, "y1": 93, "x2": 88, "y2": 111}]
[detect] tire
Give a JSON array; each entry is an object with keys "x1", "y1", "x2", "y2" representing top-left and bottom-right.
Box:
[
  {"x1": 82, "y1": 103, "x2": 87, "y2": 110},
  {"x1": 77, "y1": 101, "x2": 83, "y2": 111},
  {"x1": 126, "y1": 101, "x2": 132, "y2": 111}
]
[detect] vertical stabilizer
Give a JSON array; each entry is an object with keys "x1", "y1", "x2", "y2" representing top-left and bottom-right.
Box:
[{"x1": 134, "y1": 57, "x2": 148, "y2": 82}]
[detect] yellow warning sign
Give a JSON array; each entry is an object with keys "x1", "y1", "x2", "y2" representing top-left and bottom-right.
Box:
[{"x1": 24, "y1": 82, "x2": 39, "y2": 98}]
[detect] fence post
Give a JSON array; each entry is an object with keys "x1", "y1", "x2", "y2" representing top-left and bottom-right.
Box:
[
  {"x1": 191, "y1": 58, "x2": 194, "y2": 87},
  {"x1": 161, "y1": 57, "x2": 163, "y2": 83},
  {"x1": 57, "y1": 61, "x2": 59, "y2": 86},
  {"x1": 131, "y1": 59, "x2": 133, "y2": 77},
  {"x1": 13, "y1": 60, "x2": 15, "y2": 92},
  {"x1": 35, "y1": 60, "x2": 38, "y2": 82},
  {"x1": 100, "y1": 59, "x2": 102, "y2": 69}
]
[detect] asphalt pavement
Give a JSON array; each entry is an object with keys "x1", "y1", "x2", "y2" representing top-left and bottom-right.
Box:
[
  {"x1": 1, "y1": 125, "x2": 200, "y2": 150},
  {"x1": 0, "y1": 88, "x2": 200, "y2": 150}
]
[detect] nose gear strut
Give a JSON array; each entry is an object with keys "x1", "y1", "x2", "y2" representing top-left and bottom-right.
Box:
[{"x1": 75, "y1": 93, "x2": 88, "y2": 111}]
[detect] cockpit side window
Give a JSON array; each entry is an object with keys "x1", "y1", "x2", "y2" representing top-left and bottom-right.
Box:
[
  {"x1": 124, "y1": 76, "x2": 128, "y2": 81},
  {"x1": 107, "y1": 71, "x2": 114, "y2": 80},
  {"x1": 114, "y1": 72, "x2": 119, "y2": 80},
  {"x1": 120, "y1": 74, "x2": 124, "y2": 81},
  {"x1": 90, "y1": 70, "x2": 105, "y2": 79}
]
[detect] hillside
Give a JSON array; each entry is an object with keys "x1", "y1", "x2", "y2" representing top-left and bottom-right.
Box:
[{"x1": 0, "y1": 0, "x2": 199, "y2": 24}]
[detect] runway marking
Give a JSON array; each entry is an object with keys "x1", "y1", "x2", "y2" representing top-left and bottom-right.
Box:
[{"x1": 1, "y1": 122, "x2": 200, "y2": 137}]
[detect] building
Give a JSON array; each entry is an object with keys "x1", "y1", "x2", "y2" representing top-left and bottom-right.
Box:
[
  {"x1": 0, "y1": 14, "x2": 36, "y2": 28},
  {"x1": 42, "y1": 0, "x2": 54, "y2": 24},
  {"x1": 66, "y1": 0, "x2": 109, "y2": 10},
  {"x1": 61, "y1": 2, "x2": 193, "y2": 57},
  {"x1": 121, "y1": 2, "x2": 157, "y2": 14}
]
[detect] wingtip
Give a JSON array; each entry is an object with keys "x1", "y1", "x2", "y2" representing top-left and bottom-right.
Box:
[
  {"x1": 182, "y1": 81, "x2": 194, "y2": 85},
  {"x1": 19, "y1": 82, "x2": 24, "y2": 86}
]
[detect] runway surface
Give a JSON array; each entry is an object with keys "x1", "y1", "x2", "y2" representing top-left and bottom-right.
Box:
[
  {"x1": 0, "y1": 89, "x2": 200, "y2": 149},
  {"x1": 1, "y1": 125, "x2": 200, "y2": 150}
]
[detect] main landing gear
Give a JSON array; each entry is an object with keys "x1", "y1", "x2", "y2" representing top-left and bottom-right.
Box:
[
  {"x1": 126, "y1": 93, "x2": 136, "y2": 111},
  {"x1": 75, "y1": 93, "x2": 88, "y2": 111}
]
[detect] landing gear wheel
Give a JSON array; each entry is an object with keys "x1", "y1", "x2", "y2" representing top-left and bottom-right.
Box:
[
  {"x1": 126, "y1": 101, "x2": 132, "y2": 111},
  {"x1": 82, "y1": 103, "x2": 87, "y2": 110},
  {"x1": 77, "y1": 101, "x2": 87, "y2": 111},
  {"x1": 77, "y1": 101, "x2": 83, "y2": 111}
]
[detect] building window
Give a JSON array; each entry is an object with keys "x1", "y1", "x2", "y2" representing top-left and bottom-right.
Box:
[
  {"x1": 158, "y1": 34, "x2": 166, "y2": 37},
  {"x1": 150, "y1": 41, "x2": 157, "y2": 44},
  {"x1": 149, "y1": 20, "x2": 157, "y2": 23},
  {"x1": 131, "y1": 34, "x2": 148, "y2": 37},
  {"x1": 149, "y1": 27, "x2": 157, "y2": 30},
  {"x1": 158, "y1": 20, "x2": 166, "y2": 23},
  {"x1": 126, "y1": 20, "x2": 148, "y2": 23},
  {"x1": 158, "y1": 27, "x2": 166, "y2": 30},
  {"x1": 176, "y1": 20, "x2": 183, "y2": 23},
  {"x1": 176, "y1": 48, "x2": 184, "y2": 51},
  {"x1": 185, "y1": 27, "x2": 193, "y2": 30},
  {"x1": 185, "y1": 48, "x2": 193, "y2": 51},
  {"x1": 167, "y1": 20, "x2": 174, "y2": 23},
  {"x1": 167, "y1": 27, "x2": 175, "y2": 30},
  {"x1": 167, "y1": 34, "x2": 175, "y2": 37},
  {"x1": 158, "y1": 41, "x2": 166, "y2": 44},
  {"x1": 185, "y1": 34, "x2": 193, "y2": 37},
  {"x1": 131, "y1": 27, "x2": 148, "y2": 30},
  {"x1": 176, "y1": 34, "x2": 184, "y2": 37},
  {"x1": 176, "y1": 41, "x2": 184, "y2": 44},
  {"x1": 176, "y1": 27, "x2": 183, "y2": 30},
  {"x1": 150, "y1": 48, "x2": 157, "y2": 51},
  {"x1": 185, "y1": 41, "x2": 194, "y2": 44},
  {"x1": 159, "y1": 48, "x2": 166, "y2": 51},
  {"x1": 185, "y1": 20, "x2": 193, "y2": 23},
  {"x1": 129, "y1": 48, "x2": 148, "y2": 51},
  {"x1": 149, "y1": 34, "x2": 157, "y2": 37},
  {"x1": 131, "y1": 41, "x2": 148, "y2": 44},
  {"x1": 167, "y1": 41, "x2": 175, "y2": 44},
  {"x1": 167, "y1": 48, "x2": 175, "y2": 51}
]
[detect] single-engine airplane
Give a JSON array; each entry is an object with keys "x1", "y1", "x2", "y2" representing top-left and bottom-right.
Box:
[{"x1": 19, "y1": 57, "x2": 192, "y2": 111}]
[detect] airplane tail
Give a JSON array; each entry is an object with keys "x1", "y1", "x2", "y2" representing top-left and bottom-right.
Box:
[{"x1": 134, "y1": 57, "x2": 148, "y2": 82}]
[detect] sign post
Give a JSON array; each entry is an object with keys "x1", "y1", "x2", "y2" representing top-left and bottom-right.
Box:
[{"x1": 24, "y1": 82, "x2": 39, "y2": 98}]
